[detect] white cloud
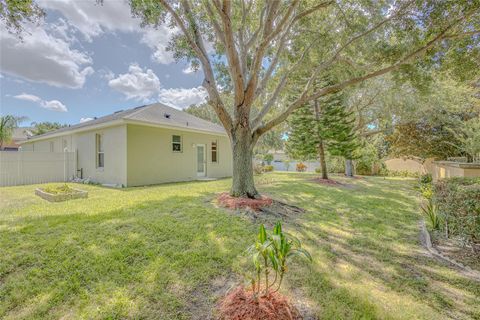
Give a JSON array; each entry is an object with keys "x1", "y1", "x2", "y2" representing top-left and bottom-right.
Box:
[
  {"x1": 140, "y1": 27, "x2": 177, "y2": 64},
  {"x1": 12, "y1": 93, "x2": 41, "y2": 103},
  {"x1": 108, "y1": 64, "x2": 161, "y2": 101},
  {"x1": 39, "y1": 0, "x2": 177, "y2": 65},
  {"x1": 182, "y1": 64, "x2": 201, "y2": 74},
  {"x1": 158, "y1": 86, "x2": 207, "y2": 109},
  {"x1": 38, "y1": 0, "x2": 141, "y2": 42},
  {"x1": 14, "y1": 93, "x2": 68, "y2": 112},
  {"x1": 80, "y1": 117, "x2": 94, "y2": 123},
  {"x1": 42, "y1": 100, "x2": 68, "y2": 112},
  {"x1": 0, "y1": 23, "x2": 94, "y2": 89}
]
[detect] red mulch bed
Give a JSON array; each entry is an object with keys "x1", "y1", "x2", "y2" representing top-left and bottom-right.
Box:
[
  {"x1": 311, "y1": 178, "x2": 344, "y2": 186},
  {"x1": 350, "y1": 175, "x2": 365, "y2": 179},
  {"x1": 217, "y1": 286, "x2": 301, "y2": 320},
  {"x1": 217, "y1": 192, "x2": 273, "y2": 211}
]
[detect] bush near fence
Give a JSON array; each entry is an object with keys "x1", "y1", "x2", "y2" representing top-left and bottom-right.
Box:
[{"x1": 433, "y1": 177, "x2": 480, "y2": 246}]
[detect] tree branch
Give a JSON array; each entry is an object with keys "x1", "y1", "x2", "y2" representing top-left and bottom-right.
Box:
[
  {"x1": 161, "y1": 0, "x2": 232, "y2": 132},
  {"x1": 255, "y1": 9, "x2": 471, "y2": 136},
  {"x1": 316, "y1": 0, "x2": 415, "y2": 73},
  {"x1": 213, "y1": 0, "x2": 245, "y2": 107}
]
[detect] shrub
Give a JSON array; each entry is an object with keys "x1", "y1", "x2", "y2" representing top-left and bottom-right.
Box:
[
  {"x1": 420, "y1": 183, "x2": 433, "y2": 200},
  {"x1": 419, "y1": 173, "x2": 432, "y2": 185},
  {"x1": 434, "y1": 178, "x2": 480, "y2": 246},
  {"x1": 247, "y1": 223, "x2": 312, "y2": 297},
  {"x1": 263, "y1": 165, "x2": 274, "y2": 172},
  {"x1": 326, "y1": 156, "x2": 345, "y2": 173},
  {"x1": 315, "y1": 167, "x2": 321, "y2": 173},
  {"x1": 263, "y1": 154, "x2": 274, "y2": 165},
  {"x1": 253, "y1": 163, "x2": 264, "y2": 175},
  {"x1": 296, "y1": 162, "x2": 307, "y2": 172}
]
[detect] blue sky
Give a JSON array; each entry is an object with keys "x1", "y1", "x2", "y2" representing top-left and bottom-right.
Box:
[{"x1": 0, "y1": 0, "x2": 207, "y2": 126}]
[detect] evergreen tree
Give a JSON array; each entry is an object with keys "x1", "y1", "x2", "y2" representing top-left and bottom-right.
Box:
[{"x1": 286, "y1": 87, "x2": 359, "y2": 179}]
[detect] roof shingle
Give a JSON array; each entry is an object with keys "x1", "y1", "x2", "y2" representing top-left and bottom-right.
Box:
[{"x1": 26, "y1": 103, "x2": 226, "y2": 141}]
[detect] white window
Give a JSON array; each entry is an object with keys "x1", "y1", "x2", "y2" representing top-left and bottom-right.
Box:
[
  {"x1": 96, "y1": 134, "x2": 104, "y2": 168},
  {"x1": 172, "y1": 135, "x2": 182, "y2": 152},
  {"x1": 49, "y1": 141, "x2": 54, "y2": 152},
  {"x1": 62, "y1": 139, "x2": 67, "y2": 151},
  {"x1": 211, "y1": 141, "x2": 218, "y2": 163}
]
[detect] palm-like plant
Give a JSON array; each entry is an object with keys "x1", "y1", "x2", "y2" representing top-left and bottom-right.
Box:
[
  {"x1": 247, "y1": 222, "x2": 312, "y2": 298},
  {"x1": 0, "y1": 115, "x2": 25, "y2": 149}
]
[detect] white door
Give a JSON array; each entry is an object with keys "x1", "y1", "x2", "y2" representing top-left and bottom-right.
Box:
[{"x1": 196, "y1": 144, "x2": 206, "y2": 177}]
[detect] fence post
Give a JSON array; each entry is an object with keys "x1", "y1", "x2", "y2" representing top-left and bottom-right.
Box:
[{"x1": 64, "y1": 148, "x2": 67, "y2": 182}]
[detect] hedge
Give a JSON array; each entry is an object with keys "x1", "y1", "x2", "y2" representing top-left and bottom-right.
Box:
[{"x1": 434, "y1": 177, "x2": 480, "y2": 245}]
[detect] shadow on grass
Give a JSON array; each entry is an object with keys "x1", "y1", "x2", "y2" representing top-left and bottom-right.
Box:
[
  {"x1": 1, "y1": 192, "x2": 384, "y2": 320},
  {"x1": 2, "y1": 175, "x2": 479, "y2": 319},
  {"x1": 259, "y1": 176, "x2": 480, "y2": 319}
]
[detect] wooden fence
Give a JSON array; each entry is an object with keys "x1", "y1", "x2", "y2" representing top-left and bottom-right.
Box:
[{"x1": 0, "y1": 151, "x2": 76, "y2": 187}]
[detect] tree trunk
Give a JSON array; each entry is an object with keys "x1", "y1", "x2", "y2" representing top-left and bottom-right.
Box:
[
  {"x1": 313, "y1": 95, "x2": 328, "y2": 180},
  {"x1": 345, "y1": 159, "x2": 353, "y2": 177},
  {"x1": 230, "y1": 130, "x2": 259, "y2": 198},
  {"x1": 318, "y1": 140, "x2": 328, "y2": 180}
]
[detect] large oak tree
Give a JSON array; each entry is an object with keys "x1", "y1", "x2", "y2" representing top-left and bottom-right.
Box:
[
  {"x1": 128, "y1": 0, "x2": 478, "y2": 198},
  {"x1": 4, "y1": 0, "x2": 478, "y2": 197}
]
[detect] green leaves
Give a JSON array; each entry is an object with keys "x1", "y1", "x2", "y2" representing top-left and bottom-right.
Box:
[
  {"x1": 258, "y1": 224, "x2": 267, "y2": 243},
  {"x1": 246, "y1": 221, "x2": 312, "y2": 296}
]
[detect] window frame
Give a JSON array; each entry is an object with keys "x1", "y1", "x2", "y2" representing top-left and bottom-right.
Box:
[
  {"x1": 96, "y1": 133, "x2": 104, "y2": 168},
  {"x1": 211, "y1": 140, "x2": 218, "y2": 163},
  {"x1": 172, "y1": 135, "x2": 182, "y2": 153}
]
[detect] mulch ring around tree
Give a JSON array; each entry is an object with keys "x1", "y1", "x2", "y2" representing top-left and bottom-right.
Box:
[
  {"x1": 216, "y1": 193, "x2": 305, "y2": 218},
  {"x1": 217, "y1": 286, "x2": 301, "y2": 320},
  {"x1": 311, "y1": 177, "x2": 345, "y2": 186}
]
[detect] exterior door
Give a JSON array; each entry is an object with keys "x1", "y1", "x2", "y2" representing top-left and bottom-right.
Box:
[{"x1": 196, "y1": 144, "x2": 206, "y2": 177}]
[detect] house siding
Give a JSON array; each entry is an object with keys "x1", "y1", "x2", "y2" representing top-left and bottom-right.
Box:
[
  {"x1": 21, "y1": 125, "x2": 128, "y2": 186},
  {"x1": 126, "y1": 124, "x2": 232, "y2": 186}
]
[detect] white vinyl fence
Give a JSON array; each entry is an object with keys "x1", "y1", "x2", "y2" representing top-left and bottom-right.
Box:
[{"x1": 0, "y1": 151, "x2": 76, "y2": 187}]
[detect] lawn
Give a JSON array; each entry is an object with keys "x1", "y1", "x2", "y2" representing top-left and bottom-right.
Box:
[{"x1": 1, "y1": 173, "x2": 479, "y2": 319}]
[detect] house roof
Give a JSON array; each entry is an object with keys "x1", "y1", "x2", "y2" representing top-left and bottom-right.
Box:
[
  {"x1": 23, "y1": 103, "x2": 226, "y2": 143},
  {"x1": 12, "y1": 127, "x2": 33, "y2": 142}
]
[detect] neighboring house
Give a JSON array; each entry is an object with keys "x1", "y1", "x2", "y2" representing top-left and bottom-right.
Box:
[
  {"x1": 1, "y1": 127, "x2": 33, "y2": 151},
  {"x1": 20, "y1": 103, "x2": 232, "y2": 187}
]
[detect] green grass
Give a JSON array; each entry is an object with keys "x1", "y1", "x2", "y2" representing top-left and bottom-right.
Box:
[{"x1": 1, "y1": 173, "x2": 479, "y2": 319}]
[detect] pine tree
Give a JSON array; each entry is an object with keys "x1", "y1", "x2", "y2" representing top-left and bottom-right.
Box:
[{"x1": 286, "y1": 85, "x2": 359, "y2": 179}]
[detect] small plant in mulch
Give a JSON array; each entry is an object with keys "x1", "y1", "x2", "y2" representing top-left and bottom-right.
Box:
[{"x1": 217, "y1": 222, "x2": 312, "y2": 320}]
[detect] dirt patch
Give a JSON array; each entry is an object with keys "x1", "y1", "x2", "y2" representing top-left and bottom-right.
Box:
[
  {"x1": 431, "y1": 232, "x2": 480, "y2": 271},
  {"x1": 217, "y1": 286, "x2": 301, "y2": 320},
  {"x1": 185, "y1": 275, "x2": 238, "y2": 320},
  {"x1": 419, "y1": 220, "x2": 480, "y2": 281},
  {"x1": 216, "y1": 193, "x2": 305, "y2": 221},
  {"x1": 311, "y1": 178, "x2": 345, "y2": 186},
  {"x1": 217, "y1": 192, "x2": 273, "y2": 211},
  {"x1": 256, "y1": 200, "x2": 305, "y2": 217}
]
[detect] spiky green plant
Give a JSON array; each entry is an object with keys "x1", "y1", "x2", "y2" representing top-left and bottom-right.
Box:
[
  {"x1": 247, "y1": 222, "x2": 312, "y2": 297},
  {"x1": 421, "y1": 198, "x2": 441, "y2": 230}
]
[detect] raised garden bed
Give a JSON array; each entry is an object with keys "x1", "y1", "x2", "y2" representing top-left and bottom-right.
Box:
[{"x1": 35, "y1": 184, "x2": 88, "y2": 202}]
